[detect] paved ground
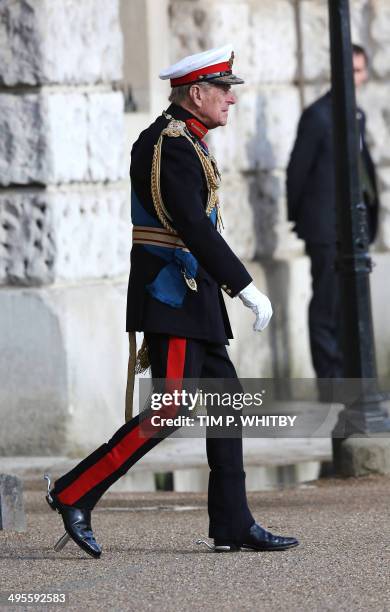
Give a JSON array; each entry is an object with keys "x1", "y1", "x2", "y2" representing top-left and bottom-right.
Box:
[
  {"x1": 0, "y1": 434, "x2": 333, "y2": 476},
  {"x1": 1, "y1": 475, "x2": 389, "y2": 611}
]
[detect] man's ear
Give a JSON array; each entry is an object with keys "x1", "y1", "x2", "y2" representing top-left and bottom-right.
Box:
[{"x1": 189, "y1": 84, "x2": 203, "y2": 108}]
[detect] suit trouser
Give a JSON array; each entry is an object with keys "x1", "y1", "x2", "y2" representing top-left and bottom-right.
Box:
[
  {"x1": 53, "y1": 333, "x2": 254, "y2": 542},
  {"x1": 306, "y1": 242, "x2": 343, "y2": 379}
]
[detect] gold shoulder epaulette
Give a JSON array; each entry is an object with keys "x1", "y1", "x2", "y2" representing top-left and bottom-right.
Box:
[{"x1": 161, "y1": 119, "x2": 186, "y2": 138}]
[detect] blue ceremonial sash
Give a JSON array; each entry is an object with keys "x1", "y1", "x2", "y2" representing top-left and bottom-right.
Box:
[{"x1": 132, "y1": 189, "x2": 216, "y2": 308}]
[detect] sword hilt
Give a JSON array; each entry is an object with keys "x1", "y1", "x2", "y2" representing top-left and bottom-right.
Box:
[{"x1": 43, "y1": 473, "x2": 54, "y2": 504}]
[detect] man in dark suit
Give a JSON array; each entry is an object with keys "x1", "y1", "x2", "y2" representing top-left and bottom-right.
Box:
[
  {"x1": 287, "y1": 44, "x2": 379, "y2": 386},
  {"x1": 46, "y1": 45, "x2": 298, "y2": 557}
]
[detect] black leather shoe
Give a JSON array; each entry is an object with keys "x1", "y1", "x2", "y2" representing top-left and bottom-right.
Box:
[
  {"x1": 241, "y1": 523, "x2": 299, "y2": 551},
  {"x1": 46, "y1": 491, "x2": 102, "y2": 559}
]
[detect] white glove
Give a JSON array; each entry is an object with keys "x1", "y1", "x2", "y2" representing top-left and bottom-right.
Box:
[{"x1": 238, "y1": 282, "x2": 273, "y2": 332}]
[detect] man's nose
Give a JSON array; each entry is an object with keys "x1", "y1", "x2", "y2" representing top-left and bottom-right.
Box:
[{"x1": 227, "y1": 91, "x2": 236, "y2": 104}]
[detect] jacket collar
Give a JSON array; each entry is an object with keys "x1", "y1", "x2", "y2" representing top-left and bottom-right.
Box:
[
  {"x1": 166, "y1": 104, "x2": 209, "y2": 140},
  {"x1": 325, "y1": 89, "x2": 363, "y2": 116}
]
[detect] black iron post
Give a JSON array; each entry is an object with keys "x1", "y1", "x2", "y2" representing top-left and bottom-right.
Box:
[{"x1": 328, "y1": 0, "x2": 390, "y2": 468}]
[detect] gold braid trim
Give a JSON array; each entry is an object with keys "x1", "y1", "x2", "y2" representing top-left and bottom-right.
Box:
[
  {"x1": 125, "y1": 334, "x2": 150, "y2": 423},
  {"x1": 135, "y1": 338, "x2": 150, "y2": 373},
  {"x1": 151, "y1": 118, "x2": 222, "y2": 232},
  {"x1": 125, "y1": 332, "x2": 136, "y2": 422}
]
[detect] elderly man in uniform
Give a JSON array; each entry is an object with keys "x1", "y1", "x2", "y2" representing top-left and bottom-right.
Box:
[{"x1": 45, "y1": 45, "x2": 298, "y2": 557}]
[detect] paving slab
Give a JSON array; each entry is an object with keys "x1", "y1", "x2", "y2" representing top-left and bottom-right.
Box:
[
  {"x1": 0, "y1": 435, "x2": 332, "y2": 494},
  {"x1": 0, "y1": 400, "x2": 336, "y2": 494}
]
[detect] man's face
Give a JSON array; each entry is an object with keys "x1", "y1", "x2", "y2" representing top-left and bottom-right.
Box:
[
  {"x1": 194, "y1": 83, "x2": 237, "y2": 128},
  {"x1": 353, "y1": 52, "x2": 368, "y2": 88}
]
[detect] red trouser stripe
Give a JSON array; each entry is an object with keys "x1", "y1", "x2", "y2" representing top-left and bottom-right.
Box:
[
  {"x1": 166, "y1": 337, "x2": 187, "y2": 381},
  {"x1": 57, "y1": 337, "x2": 187, "y2": 506}
]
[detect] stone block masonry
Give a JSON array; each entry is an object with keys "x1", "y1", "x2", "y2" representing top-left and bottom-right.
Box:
[
  {"x1": 0, "y1": 474, "x2": 26, "y2": 531},
  {"x1": 0, "y1": 283, "x2": 128, "y2": 455},
  {"x1": 0, "y1": 0, "x2": 130, "y2": 454},
  {"x1": 0, "y1": 186, "x2": 129, "y2": 285},
  {"x1": 0, "y1": 0, "x2": 122, "y2": 86},
  {"x1": 0, "y1": 91, "x2": 126, "y2": 186}
]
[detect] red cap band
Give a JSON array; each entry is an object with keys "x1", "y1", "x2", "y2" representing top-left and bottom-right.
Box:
[{"x1": 171, "y1": 61, "x2": 231, "y2": 87}]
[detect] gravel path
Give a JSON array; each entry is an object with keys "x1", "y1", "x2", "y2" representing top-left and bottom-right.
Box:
[{"x1": 1, "y1": 476, "x2": 389, "y2": 611}]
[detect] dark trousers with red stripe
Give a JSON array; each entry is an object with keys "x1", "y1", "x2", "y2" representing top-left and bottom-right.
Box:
[{"x1": 53, "y1": 334, "x2": 254, "y2": 542}]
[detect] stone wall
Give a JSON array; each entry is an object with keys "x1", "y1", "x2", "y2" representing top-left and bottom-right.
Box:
[{"x1": 0, "y1": 0, "x2": 129, "y2": 454}]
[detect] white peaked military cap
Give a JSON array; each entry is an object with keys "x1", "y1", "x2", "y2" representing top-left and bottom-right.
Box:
[{"x1": 159, "y1": 44, "x2": 244, "y2": 87}]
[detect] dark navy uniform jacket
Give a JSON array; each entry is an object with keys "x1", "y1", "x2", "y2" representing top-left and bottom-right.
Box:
[
  {"x1": 287, "y1": 91, "x2": 379, "y2": 244},
  {"x1": 126, "y1": 104, "x2": 252, "y2": 344}
]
